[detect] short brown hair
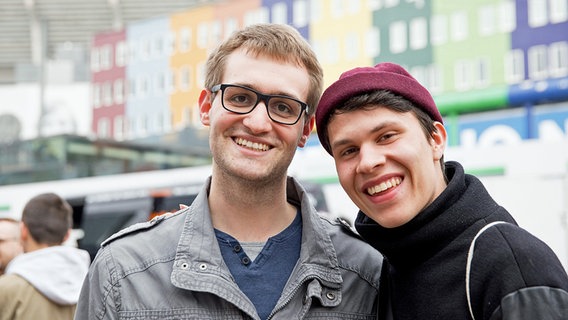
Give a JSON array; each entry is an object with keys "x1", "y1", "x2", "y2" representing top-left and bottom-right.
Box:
[{"x1": 22, "y1": 193, "x2": 72, "y2": 245}]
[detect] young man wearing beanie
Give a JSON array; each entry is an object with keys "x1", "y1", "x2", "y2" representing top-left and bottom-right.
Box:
[{"x1": 315, "y1": 62, "x2": 568, "y2": 319}]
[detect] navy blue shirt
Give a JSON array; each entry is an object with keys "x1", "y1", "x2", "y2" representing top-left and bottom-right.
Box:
[{"x1": 215, "y1": 210, "x2": 302, "y2": 320}]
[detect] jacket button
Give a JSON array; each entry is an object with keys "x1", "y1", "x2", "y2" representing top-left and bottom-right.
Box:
[
  {"x1": 326, "y1": 292, "x2": 336, "y2": 300},
  {"x1": 241, "y1": 257, "x2": 251, "y2": 265}
]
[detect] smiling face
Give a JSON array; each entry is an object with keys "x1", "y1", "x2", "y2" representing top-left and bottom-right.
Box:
[
  {"x1": 199, "y1": 48, "x2": 313, "y2": 184},
  {"x1": 327, "y1": 106, "x2": 447, "y2": 228},
  {"x1": 0, "y1": 220, "x2": 22, "y2": 274}
]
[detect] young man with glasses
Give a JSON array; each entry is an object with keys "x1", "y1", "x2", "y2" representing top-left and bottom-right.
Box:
[{"x1": 76, "y1": 24, "x2": 383, "y2": 320}]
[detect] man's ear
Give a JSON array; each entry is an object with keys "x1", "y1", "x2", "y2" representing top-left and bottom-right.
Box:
[
  {"x1": 298, "y1": 116, "x2": 315, "y2": 148},
  {"x1": 199, "y1": 89, "x2": 212, "y2": 126},
  {"x1": 431, "y1": 121, "x2": 447, "y2": 160},
  {"x1": 19, "y1": 222, "x2": 28, "y2": 242}
]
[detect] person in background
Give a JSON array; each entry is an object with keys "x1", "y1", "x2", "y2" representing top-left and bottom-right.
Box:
[
  {"x1": 75, "y1": 23, "x2": 383, "y2": 320},
  {"x1": 315, "y1": 62, "x2": 568, "y2": 320},
  {"x1": 0, "y1": 218, "x2": 23, "y2": 276},
  {"x1": 0, "y1": 193, "x2": 90, "y2": 320}
]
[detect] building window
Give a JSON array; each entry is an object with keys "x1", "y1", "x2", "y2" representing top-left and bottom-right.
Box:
[
  {"x1": 140, "y1": 38, "x2": 151, "y2": 61},
  {"x1": 128, "y1": 78, "x2": 136, "y2": 99},
  {"x1": 115, "y1": 41, "x2": 127, "y2": 67},
  {"x1": 153, "y1": 112, "x2": 163, "y2": 133},
  {"x1": 409, "y1": 17, "x2": 427, "y2": 50},
  {"x1": 347, "y1": 0, "x2": 361, "y2": 14},
  {"x1": 164, "y1": 31, "x2": 176, "y2": 56},
  {"x1": 98, "y1": 118, "x2": 110, "y2": 138},
  {"x1": 128, "y1": 40, "x2": 137, "y2": 63},
  {"x1": 179, "y1": 66, "x2": 191, "y2": 91},
  {"x1": 528, "y1": 45, "x2": 548, "y2": 80},
  {"x1": 504, "y1": 49, "x2": 525, "y2": 83},
  {"x1": 102, "y1": 82, "x2": 113, "y2": 106},
  {"x1": 91, "y1": 47, "x2": 100, "y2": 72},
  {"x1": 327, "y1": 37, "x2": 340, "y2": 63},
  {"x1": 455, "y1": 60, "x2": 472, "y2": 91},
  {"x1": 197, "y1": 23, "x2": 208, "y2": 49},
  {"x1": 428, "y1": 64, "x2": 443, "y2": 94},
  {"x1": 430, "y1": 15, "x2": 447, "y2": 45},
  {"x1": 211, "y1": 20, "x2": 222, "y2": 46},
  {"x1": 135, "y1": 115, "x2": 147, "y2": 137},
  {"x1": 550, "y1": 0, "x2": 568, "y2": 23},
  {"x1": 384, "y1": 0, "x2": 400, "y2": 8},
  {"x1": 310, "y1": 0, "x2": 322, "y2": 22},
  {"x1": 162, "y1": 113, "x2": 172, "y2": 132},
  {"x1": 368, "y1": 0, "x2": 382, "y2": 11},
  {"x1": 272, "y1": 2, "x2": 288, "y2": 24},
  {"x1": 245, "y1": 7, "x2": 270, "y2": 26},
  {"x1": 179, "y1": 27, "x2": 191, "y2": 52},
  {"x1": 410, "y1": 65, "x2": 443, "y2": 94},
  {"x1": 114, "y1": 79, "x2": 124, "y2": 104},
  {"x1": 92, "y1": 83, "x2": 101, "y2": 108},
  {"x1": 390, "y1": 21, "x2": 407, "y2": 54},
  {"x1": 225, "y1": 18, "x2": 238, "y2": 39},
  {"x1": 475, "y1": 58, "x2": 490, "y2": 88},
  {"x1": 345, "y1": 32, "x2": 360, "y2": 61},
  {"x1": 114, "y1": 116, "x2": 124, "y2": 140},
  {"x1": 100, "y1": 44, "x2": 112, "y2": 70},
  {"x1": 498, "y1": 1, "x2": 516, "y2": 32},
  {"x1": 151, "y1": 34, "x2": 163, "y2": 58},
  {"x1": 293, "y1": 0, "x2": 308, "y2": 27},
  {"x1": 410, "y1": 66, "x2": 427, "y2": 87},
  {"x1": 182, "y1": 106, "x2": 191, "y2": 126},
  {"x1": 450, "y1": 11, "x2": 468, "y2": 42},
  {"x1": 528, "y1": 0, "x2": 548, "y2": 27},
  {"x1": 549, "y1": 41, "x2": 568, "y2": 77},
  {"x1": 478, "y1": 5, "x2": 495, "y2": 36},
  {"x1": 365, "y1": 27, "x2": 380, "y2": 58},
  {"x1": 331, "y1": 0, "x2": 343, "y2": 18},
  {"x1": 124, "y1": 116, "x2": 136, "y2": 139},
  {"x1": 137, "y1": 76, "x2": 150, "y2": 98},
  {"x1": 165, "y1": 70, "x2": 175, "y2": 94},
  {"x1": 196, "y1": 62, "x2": 206, "y2": 88}
]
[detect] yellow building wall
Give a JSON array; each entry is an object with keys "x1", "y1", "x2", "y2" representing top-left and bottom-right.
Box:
[
  {"x1": 309, "y1": 0, "x2": 375, "y2": 88},
  {"x1": 169, "y1": 6, "x2": 214, "y2": 128},
  {"x1": 169, "y1": 0, "x2": 262, "y2": 129}
]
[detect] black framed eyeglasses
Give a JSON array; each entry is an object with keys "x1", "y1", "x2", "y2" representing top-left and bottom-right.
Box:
[{"x1": 211, "y1": 84, "x2": 309, "y2": 125}]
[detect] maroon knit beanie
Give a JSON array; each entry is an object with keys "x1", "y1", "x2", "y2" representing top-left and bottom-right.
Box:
[{"x1": 315, "y1": 62, "x2": 442, "y2": 155}]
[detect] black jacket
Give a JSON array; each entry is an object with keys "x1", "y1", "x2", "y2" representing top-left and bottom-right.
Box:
[{"x1": 356, "y1": 161, "x2": 568, "y2": 320}]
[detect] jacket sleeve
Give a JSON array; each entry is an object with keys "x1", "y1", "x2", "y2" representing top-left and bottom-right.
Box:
[
  {"x1": 74, "y1": 246, "x2": 119, "y2": 320},
  {"x1": 489, "y1": 286, "x2": 568, "y2": 320},
  {"x1": 470, "y1": 223, "x2": 568, "y2": 320},
  {"x1": 0, "y1": 275, "x2": 19, "y2": 320}
]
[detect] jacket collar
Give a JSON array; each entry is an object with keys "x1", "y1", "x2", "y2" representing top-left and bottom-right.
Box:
[{"x1": 171, "y1": 176, "x2": 342, "y2": 290}]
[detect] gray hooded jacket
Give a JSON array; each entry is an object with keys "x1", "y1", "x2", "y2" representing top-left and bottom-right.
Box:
[{"x1": 75, "y1": 177, "x2": 383, "y2": 320}]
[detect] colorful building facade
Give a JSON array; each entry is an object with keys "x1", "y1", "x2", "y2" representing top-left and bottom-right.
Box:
[{"x1": 90, "y1": 0, "x2": 568, "y2": 147}]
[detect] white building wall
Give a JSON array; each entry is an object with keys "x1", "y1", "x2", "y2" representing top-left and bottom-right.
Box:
[{"x1": 0, "y1": 83, "x2": 91, "y2": 140}]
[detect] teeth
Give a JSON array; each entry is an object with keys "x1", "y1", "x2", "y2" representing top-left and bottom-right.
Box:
[
  {"x1": 367, "y1": 177, "x2": 402, "y2": 195},
  {"x1": 235, "y1": 138, "x2": 270, "y2": 151}
]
